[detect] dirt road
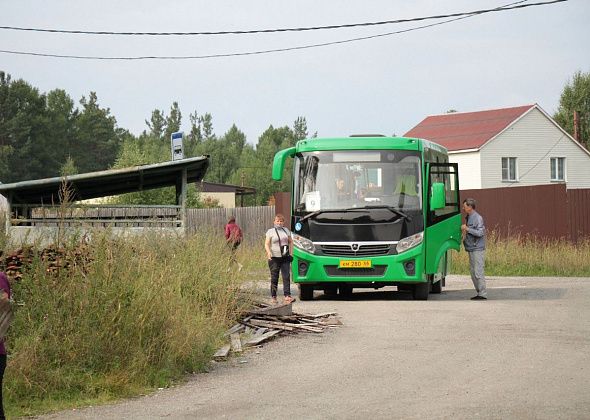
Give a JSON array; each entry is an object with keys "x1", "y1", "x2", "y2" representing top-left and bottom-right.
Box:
[{"x1": 43, "y1": 275, "x2": 590, "y2": 419}]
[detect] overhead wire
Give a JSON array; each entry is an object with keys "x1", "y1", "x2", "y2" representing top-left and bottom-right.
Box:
[
  {"x1": 0, "y1": 0, "x2": 569, "y2": 61},
  {"x1": 0, "y1": 0, "x2": 565, "y2": 36}
]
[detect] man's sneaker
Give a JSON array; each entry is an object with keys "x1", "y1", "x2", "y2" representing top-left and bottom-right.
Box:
[{"x1": 470, "y1": 295, "x2": 487, "y2": 300}]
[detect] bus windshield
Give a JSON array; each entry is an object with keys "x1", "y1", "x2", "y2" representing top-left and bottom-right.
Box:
[{"x1": 294, "y1": 150, "x2": 422, "y2": 213}]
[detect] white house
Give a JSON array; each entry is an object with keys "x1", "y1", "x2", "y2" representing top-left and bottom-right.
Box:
[{"x1": 405, "y1": 104, "x2": 590, "y2": 190}]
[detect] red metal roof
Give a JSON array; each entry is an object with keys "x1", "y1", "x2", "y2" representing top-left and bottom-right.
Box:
[{"x1": 404, "y1": 105, "x2": 535, "y2": 151}]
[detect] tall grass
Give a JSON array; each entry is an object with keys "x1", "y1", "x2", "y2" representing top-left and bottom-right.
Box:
[
  {"x1": 4, "y1": 231, "x2": 253, "y2": 417},
  {"x1": 451, "y1": 231, "x2": 590, "y2": 277}
]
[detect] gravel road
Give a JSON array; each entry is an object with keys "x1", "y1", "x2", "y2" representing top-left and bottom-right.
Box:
[{"x1": 40, "y1": 275, "x2": 590, "y2": 420}]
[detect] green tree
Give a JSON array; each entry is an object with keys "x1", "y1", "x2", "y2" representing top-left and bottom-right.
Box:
[
  {"x1": 71, "y1": 92, "x2": 122, "y2": 173},
  {"x1": 47, "y1": 89, "x2": 78, "y2": 173},
  {"x1": 145, "y1": 109, "x2": 167, "y2": 140},
  {"x1": 293, "y1": 116, "x2": 308, "y2": 141},
  {"x1": 0, "y1": 74, "x2": 49, "y2": 182},
  {"x1": 60, "y1": 156, "x2": 78, "y2": 176},
  {"x1": 164, "y1": 102, "x2": 182, "y2": 142},
  {"x1": 554, "y1": 70, "x2": 590, "y2": 149}
]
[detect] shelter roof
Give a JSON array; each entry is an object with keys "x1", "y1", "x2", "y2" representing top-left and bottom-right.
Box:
[{"x1": 0, "y1": 156, "x2": 210, "y2": 205}]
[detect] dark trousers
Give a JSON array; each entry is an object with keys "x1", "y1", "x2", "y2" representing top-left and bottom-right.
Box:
[
  {"x1": 0, "y1": 354, "x2": 5, "y2": 420},
  {"x1": 268, "y1": 257, "x2": 291, "y2": 297}
]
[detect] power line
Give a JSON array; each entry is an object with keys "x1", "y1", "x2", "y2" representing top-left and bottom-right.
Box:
[
  {"x1": 0, "y1": 0, "x2": 565, "y2": 36},
  {"x1": 0, "y1": 0, "x2": 567, "y2": 61}
]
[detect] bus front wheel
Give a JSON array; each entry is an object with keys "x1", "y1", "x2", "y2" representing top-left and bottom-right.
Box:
[
  {"x1": 412, "y1": 281, "x2": 429, "y2": 300},
  {"x1": 431, "y1": 275, "x2": 442, "y2": 294},
  {"x1": 299, "y1": 284, "x2": 314, "y2": 301}
]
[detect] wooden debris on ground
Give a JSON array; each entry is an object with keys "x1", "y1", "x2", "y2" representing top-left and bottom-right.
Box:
[{"x1": 213, "y1": 302, "x2": 341, "y2": 360}]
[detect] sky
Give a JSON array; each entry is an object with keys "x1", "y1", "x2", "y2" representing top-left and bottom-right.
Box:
[{"x1": 1, "y1": 0, "x2": 589, "y2": 145}]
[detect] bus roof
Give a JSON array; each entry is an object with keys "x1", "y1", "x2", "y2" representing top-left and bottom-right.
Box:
[{"x1": 294, "y1": 136, "x2": 448, "y2": 154}]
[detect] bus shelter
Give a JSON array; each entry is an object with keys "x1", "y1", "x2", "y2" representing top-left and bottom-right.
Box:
[{"x1": 0, "y1": 156, "x2": 210, "y2": 244}]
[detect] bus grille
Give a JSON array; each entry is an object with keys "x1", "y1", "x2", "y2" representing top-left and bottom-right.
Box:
[
  {"x1": 320, "y1": 244, "x2": 391, "y2": 257},
  {"x1": 324, "y1": 265, "x2": 387, "y2": 277}
]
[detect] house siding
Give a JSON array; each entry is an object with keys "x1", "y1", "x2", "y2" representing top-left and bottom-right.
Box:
[
  {"x1": 480, "y1": 108, "x2": 590, "y2": 189},
  {"x1": 448, "y1": 151, "x2": 482, "y2": 189}
]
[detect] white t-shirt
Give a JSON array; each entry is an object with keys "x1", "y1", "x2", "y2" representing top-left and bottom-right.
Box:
[{"x1": 265, "y1": 226, "x2": 291, "y2": 258}]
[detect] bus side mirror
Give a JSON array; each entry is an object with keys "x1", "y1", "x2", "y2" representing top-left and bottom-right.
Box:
[
  {"x1": 272, "y1": 147, "x2": 296, "y2": 181},
  {"x1": 430, "y1": 182, "x2": 445, "y2": 211}
]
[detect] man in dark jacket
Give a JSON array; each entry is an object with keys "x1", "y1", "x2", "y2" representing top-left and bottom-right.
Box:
[{"x1": 461, "y1": 198, "x2": 487, "y2": 300}]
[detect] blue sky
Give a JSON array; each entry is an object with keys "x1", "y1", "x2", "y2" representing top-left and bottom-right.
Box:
[{"x1": 2, "y1": 0, "x2": 589, "y2": 144}]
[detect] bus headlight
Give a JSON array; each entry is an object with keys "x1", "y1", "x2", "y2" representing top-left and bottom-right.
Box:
[
  {"x1": 293, "y1": 234, "x2": 315, "y2": 253},
  {"x1": 397, "y1": 232, "x2": 423, "y2": 253}
]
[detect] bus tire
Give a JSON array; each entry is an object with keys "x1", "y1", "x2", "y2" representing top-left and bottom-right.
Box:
[
  {"x1": 431, "y1": 276, "x2": 442, "y2": 294},
  {"x1": 299, "y1": 284, "x2": 314, "y2": 301},
  {"x1": 412, "y1": 282, "x2": 429, "y2": 300}
]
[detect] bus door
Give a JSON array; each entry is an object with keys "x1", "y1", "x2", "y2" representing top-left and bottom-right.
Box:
[{"x1": 425, "y1": 163, "x2": 461, "y2": 277}]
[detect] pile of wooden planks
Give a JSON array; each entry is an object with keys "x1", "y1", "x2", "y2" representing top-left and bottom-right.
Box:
[{"x1": 213, "y1": 302, "x2": 342, "y2": 360}]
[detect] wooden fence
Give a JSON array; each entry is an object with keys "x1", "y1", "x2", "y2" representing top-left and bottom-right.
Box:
[{"x1": 186, "y1": 206, "x2": 276, "y2": 244}]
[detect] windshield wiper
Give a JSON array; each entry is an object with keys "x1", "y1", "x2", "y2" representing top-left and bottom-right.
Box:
[
  {"x1": 345, "y1": 205, "x2": 412, "y2": 222},
  {"x1": 300, "y1": 210, "x2": 321, "y2": 222}
]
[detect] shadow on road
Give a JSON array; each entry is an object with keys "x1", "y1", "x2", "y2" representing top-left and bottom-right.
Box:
[{"x1": 311, "y1": 287, "x2": 566, "y2": 302}]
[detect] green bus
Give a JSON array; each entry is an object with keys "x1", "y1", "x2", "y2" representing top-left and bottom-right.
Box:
[{"x1": 272, "y1": 136, "x2": 461, "y2": 300}]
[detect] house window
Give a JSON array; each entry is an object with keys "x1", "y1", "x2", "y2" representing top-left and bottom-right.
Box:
[
  {"x1": 502, "y1": 157, "x2": 517, "y2": 182},
  {"x1": 550, "y1": 157, "x2": 565, "y2": 181}
]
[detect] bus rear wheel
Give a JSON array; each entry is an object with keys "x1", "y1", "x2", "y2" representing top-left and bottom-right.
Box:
[
  {"x1": 412, "y1": 281, "x2": 429, "y2": 300},
  {"x1": 299, "y1": 284, "x2": 314, "y2": 301}
]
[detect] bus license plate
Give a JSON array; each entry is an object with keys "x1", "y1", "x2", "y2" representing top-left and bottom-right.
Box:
[{"x1": 339, "y1": 260, "x2": 372, "y2": 268}]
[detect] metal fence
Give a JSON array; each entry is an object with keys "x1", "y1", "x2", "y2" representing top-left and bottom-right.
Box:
[
  {"x1": 186, "y1": 206, "x2": 276, "y2": 244},
  {"x1": 461, "y1": 184, "x2": 590, "y2": 242}
]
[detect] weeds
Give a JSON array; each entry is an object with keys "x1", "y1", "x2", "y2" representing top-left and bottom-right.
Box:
[
  {"x1": 451, "y1": 231, "x2": 590, "y2": 277},
  {"x1": 4, "y1": 231, "x2": 252, "y2": 417}
]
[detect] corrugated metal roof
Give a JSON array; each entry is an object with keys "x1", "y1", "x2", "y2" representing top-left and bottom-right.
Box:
[
  {"x1": 404, "y1": 105, "x2": 535, "y2": 151},
  {"x1": 0, "y1": 156, "x2": 210, "y2": 205}
]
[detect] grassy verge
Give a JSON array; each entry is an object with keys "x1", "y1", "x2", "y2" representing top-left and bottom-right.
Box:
[
  {"x1": 451, "y1": 232, "x2": 590, "y2": 277},
  {"x1": 4, "y1": 231, "x2": 256, "y2": 418}
]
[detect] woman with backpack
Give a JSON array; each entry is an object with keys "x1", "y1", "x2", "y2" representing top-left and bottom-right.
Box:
[
  {"x1": 264, "y1": 213, "x2": 295, "y2": 305},
  {"x1": 225, "y1": 216, "x2": 244, "y2": 271}
]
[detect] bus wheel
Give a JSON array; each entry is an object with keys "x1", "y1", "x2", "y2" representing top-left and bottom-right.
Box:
[
  {"x1": 299, "y1": 284, "x2": 314, "y2": 301},
  {"x1": 412, "y1": 282, "x2": 429, "y2": 300},
  {"x1": 339, "y1": 284, "x2": 353, "y2": 297},
  {"x1": 431, "y1": 275, "x2": 442, "y2": 294}
]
